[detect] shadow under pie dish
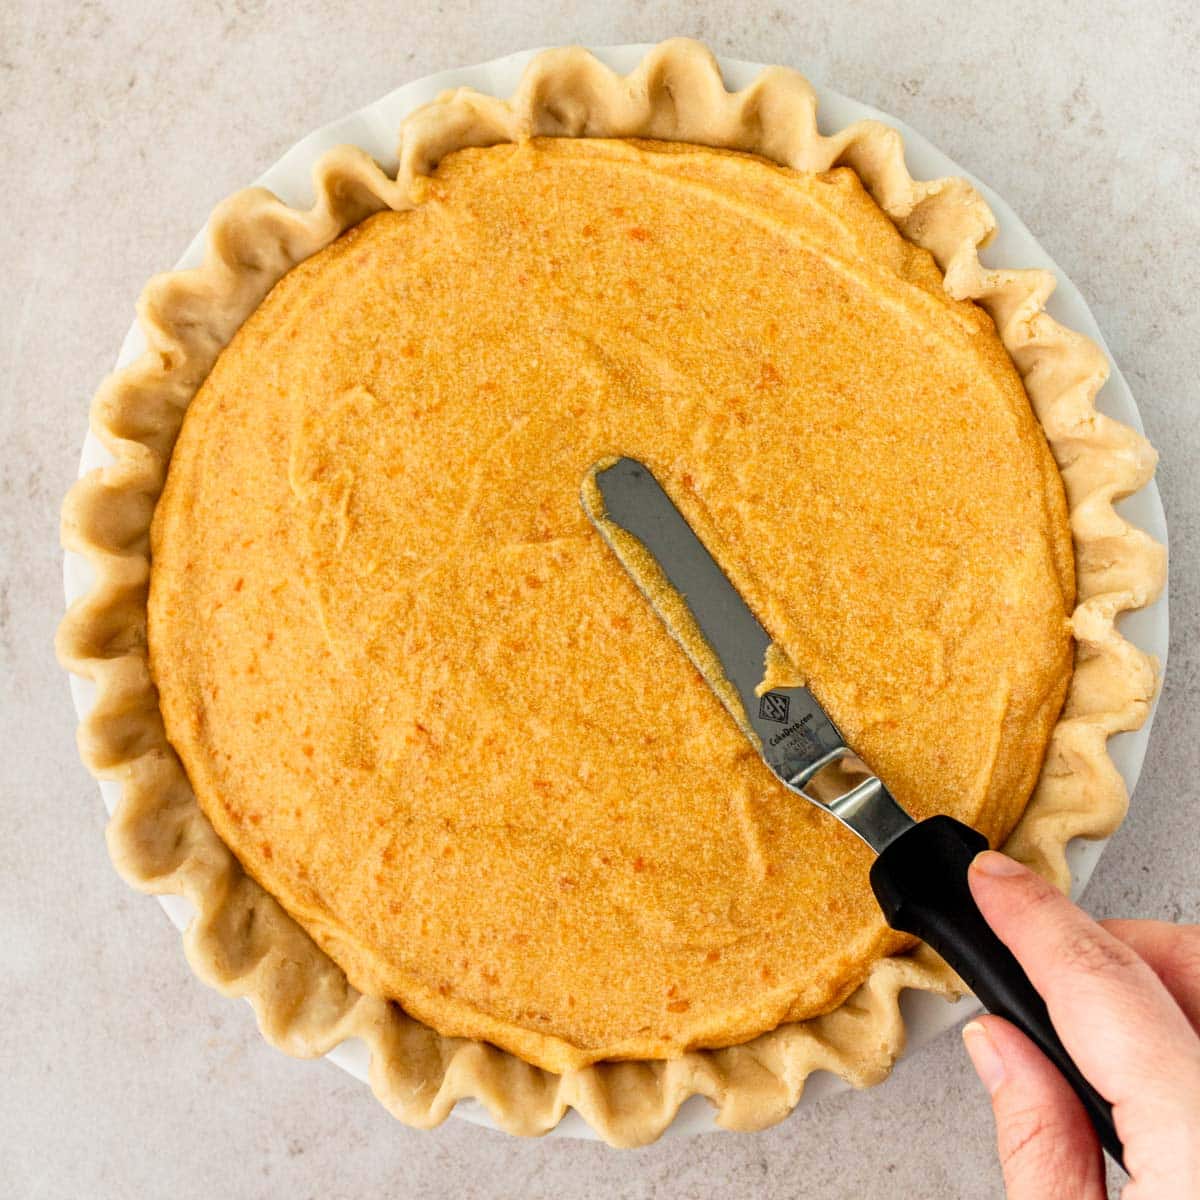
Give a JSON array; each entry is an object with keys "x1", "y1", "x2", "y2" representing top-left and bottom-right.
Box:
[{"x1": 59, "y1": 40, "x2": 1165, "y2": 1145}]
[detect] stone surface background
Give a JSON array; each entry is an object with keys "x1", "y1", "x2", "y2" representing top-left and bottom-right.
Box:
[{"x1": 2, "y1": 2, "x2": 1196, "y2": 1197}]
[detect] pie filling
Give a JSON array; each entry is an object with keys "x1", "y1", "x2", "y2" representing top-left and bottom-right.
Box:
[{"x1": 148, "y1": 138, "x2": 1073, "y2": 1072}]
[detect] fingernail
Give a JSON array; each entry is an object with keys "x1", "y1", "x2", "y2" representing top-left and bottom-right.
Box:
[
  {"x1": 963, "y1": 1021, "x2": 1006, "y2": 1095},
  {"x1": 972, "y1": 850, "x2": 1025, "y2": 878}
]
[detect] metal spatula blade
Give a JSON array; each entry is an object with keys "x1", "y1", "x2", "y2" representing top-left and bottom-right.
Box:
[
  {"x1": 585, "y1": 455, "x2": 913, "y2": 853},
  {"x1": 582, "y1": 455, "x2": 1124, "y2": 1168}
]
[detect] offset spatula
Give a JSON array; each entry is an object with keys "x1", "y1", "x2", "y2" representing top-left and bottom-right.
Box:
[{"x1": 584, "y1": 456, "x2": 1123, "y2": 1167}]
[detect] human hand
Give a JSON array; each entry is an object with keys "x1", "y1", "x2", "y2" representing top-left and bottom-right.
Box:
[{"x1": 962, "y1": 851, "x2": 1200, "y2": 1198}]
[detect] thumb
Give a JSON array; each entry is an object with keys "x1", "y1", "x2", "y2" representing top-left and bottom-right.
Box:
[{"x1": 963, "y1": 1016, "x2": 1106, "y2": 1200}]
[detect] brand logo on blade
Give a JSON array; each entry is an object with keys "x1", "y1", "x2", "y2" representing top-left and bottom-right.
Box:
[{"x1": 758, "y1": 692, "x2": 790, "y2": 724}]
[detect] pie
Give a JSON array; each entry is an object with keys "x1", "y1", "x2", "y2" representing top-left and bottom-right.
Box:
[{"x1": 59, "y1": 40, "x2": 1164, "y2": 1144}]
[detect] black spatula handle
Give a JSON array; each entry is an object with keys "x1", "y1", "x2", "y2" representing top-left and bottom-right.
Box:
[{"x1": 869, "y1": 814, "x2": 1124, "y2": 1168}]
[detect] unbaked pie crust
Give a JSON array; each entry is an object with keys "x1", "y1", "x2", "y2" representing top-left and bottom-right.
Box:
[{"x1": 59, "y1": 40, "x2": 1164, "y2": 1145}]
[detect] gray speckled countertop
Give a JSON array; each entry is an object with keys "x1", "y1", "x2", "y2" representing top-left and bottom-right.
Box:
[{"x1": 2, "y1": 2, "x2": 1197, "y2": 1197}]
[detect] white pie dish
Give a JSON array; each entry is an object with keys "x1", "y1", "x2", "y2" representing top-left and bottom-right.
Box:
[{"x1": 63, "y1": 43, "x2": 1169, "y2": 1140}]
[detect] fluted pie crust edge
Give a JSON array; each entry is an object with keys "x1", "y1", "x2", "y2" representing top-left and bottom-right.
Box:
[{"x1": 57, "y1": 39, "x2": 1165, "y2": 1146}]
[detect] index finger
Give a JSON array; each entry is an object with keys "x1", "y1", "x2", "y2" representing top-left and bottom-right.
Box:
[
  {"x1": 967, "y1": 853, "x2": 1200, "y2": 1144},
  {"x1": 1100, "y1": 920, "x2": 1200, "y2": 1029}
]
